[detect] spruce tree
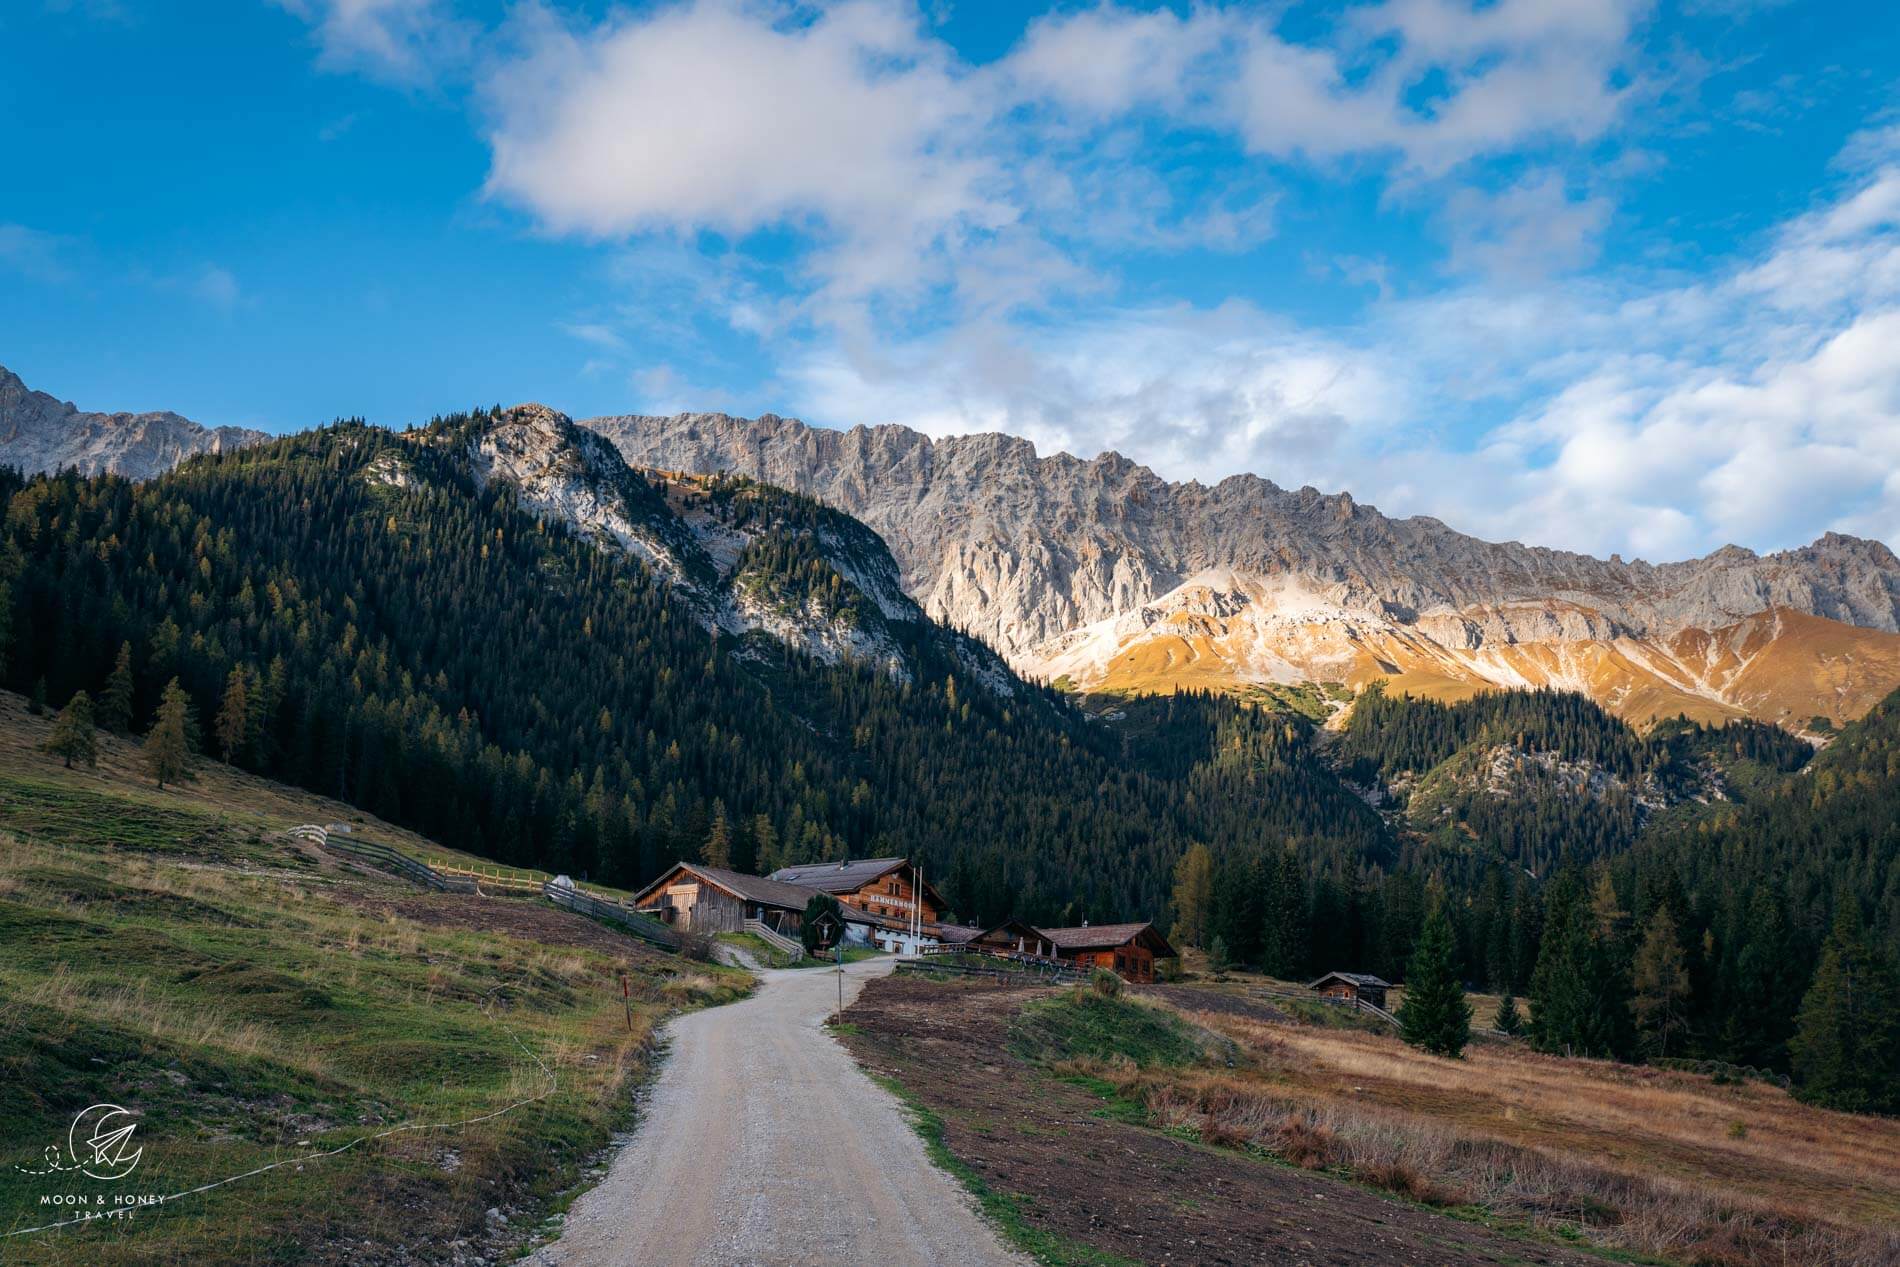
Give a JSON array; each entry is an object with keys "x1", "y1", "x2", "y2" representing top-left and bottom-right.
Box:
[
  {"x1": 100, "y1": 641, "x2": 135, "y2": 733},
  {"x1": 1400, "y1": 898, "x2": 1471, "y2": 1057},
  {"x1": 1790, "y1": 906, "x2": 1900, "y2": 1114},
  {"x1": 42, "y1": 690, "x2": 97, "y2": 769},
  {"x1": 143, "y1": 678, "x2": 194, "y2": 789},
  {"x1": 28, "y1": 675, "x2": 46, "y2": 716},
  {"x1": 1493, "y1": 992, "x2": 1522, "y2": 1035}
]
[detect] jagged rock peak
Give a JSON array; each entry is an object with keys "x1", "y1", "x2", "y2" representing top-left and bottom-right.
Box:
[{"x1": 0, "y1": 362, "x2": 270, "y2": 481}]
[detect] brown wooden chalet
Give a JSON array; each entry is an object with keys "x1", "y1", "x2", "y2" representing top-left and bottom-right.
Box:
[
  {"x1": 1036, "y1": 922, "x2": 1177, "y2": 983},
  {"x1": 767, "y1": 857, "x2": 947, "y2": 925},
  {"x1": 1308, "y1": 971, "x2": 1390, "y2": 1010},
  {"x1": 631, "y1": 862, "x2": 820, "y2": 937}
]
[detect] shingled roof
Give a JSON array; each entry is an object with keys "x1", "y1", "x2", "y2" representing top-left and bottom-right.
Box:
[
  {"x1": 631, "y1": 861, "x2": 823, "y2": 912},
  {"x1": 768, "y1": 857, "x2": 908, "y2": 893},
  {"x1": 1035, "y1": 922, "x2": 1177, "y2": 957},
  {"x1": 1308, "y1": 971, "x2": 1392, "y2": 990}
]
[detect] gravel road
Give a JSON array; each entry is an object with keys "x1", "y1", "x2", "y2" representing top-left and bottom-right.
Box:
[{"x1": 526, "y1": 958, "x2": 1028, "y2": 1267}]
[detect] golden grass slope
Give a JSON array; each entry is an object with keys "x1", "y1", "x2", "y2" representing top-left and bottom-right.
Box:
[{"x1": 1080, "y1": 603, "x2": 1900, "y2": 730}]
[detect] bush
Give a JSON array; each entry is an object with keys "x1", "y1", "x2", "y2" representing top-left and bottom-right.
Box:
[
  {"x1": 677, "y1": 928, "x2": 719, "y2": 963},
  {"x1": 1091, "y1": 966, "x2": 1123, "y2": 998}
]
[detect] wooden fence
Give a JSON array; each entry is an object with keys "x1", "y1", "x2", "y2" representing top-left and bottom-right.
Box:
[
  {"x1": 543, "y1": 881, "x2": 683, "y2": 951},
  {"x1": 289, "y1": 824, "x2": 478, "y2": 893},
  {"x1": 895, "y1": 957, "x2": 1089, "y2": 986}
]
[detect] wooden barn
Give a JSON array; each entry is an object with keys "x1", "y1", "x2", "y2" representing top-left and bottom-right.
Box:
[
  {"x1": 768, "y1": 857, "x2": 948, "y2": 925},
  {"x1": 1036, "y1": 922, "x2": 1177, "y2": 983},
  {"x1": 630, "y1": 862, "x2": 821, "y2": 937},
  {"x1": 1308, "y1": 971, "x2": 1390, "y2": 1010}
]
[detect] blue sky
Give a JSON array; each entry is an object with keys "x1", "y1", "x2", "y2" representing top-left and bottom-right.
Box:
[{"x1": 3, "y1": 0, "x2": 1897, "y2": 561}]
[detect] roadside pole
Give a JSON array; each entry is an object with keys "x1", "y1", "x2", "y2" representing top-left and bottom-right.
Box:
[{"x1": 621, "y1": 974, "x2": 633, "y2": 1033}]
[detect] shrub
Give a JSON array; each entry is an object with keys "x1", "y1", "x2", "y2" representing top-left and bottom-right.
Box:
[{"x1": 1091, "y1": 967, "x2": 1124, "y2": 998}]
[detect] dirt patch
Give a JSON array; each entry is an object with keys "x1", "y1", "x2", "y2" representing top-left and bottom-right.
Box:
[
  {"x1": 843, "y1": 975, "x2": 1607, "y2": 1267},
  {"x1": 1138, "y1": 984, "x2": 1293, "y2": 1025}
]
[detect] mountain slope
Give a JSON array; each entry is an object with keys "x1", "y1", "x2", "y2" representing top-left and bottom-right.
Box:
[
  {"x1": 0, "y1": 409, "x2": 1386, "y2": 923},
  {"x1": 586, "y1": 410, "x2": 1900, "y2": 729},
  {"x1": 0, "y1": 364, "x2": 267, "y2": 480}
]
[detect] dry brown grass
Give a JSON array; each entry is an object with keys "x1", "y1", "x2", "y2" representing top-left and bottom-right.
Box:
[{"x1": 1085, "y1": 1001, "x2": 1900, "y2": 1266}]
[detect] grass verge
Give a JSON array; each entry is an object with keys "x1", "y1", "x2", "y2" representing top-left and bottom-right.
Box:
[{"x1": 870, "y1": 1074, "x2": 1140, "y2": 1267}]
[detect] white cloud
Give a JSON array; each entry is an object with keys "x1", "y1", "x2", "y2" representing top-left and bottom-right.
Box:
[
  {"x1": 0, "y1": 223, "x2": 72, "y2": 283},
  {"x1": 483, "y1": 0, "x2": 1007, "y2": 311},
  {"x1": 278, "y1": 0, "x2": 470, "y2": 81},
  {"x1": 1440, "y1": 173, "x2": 1613, "y2": 279},
  {"x1": 789, "y1": 145, "x2": 1900, "y2": 561},
  {"x1": 193, "y1": 265, "x2": 242, "y2": 310}
]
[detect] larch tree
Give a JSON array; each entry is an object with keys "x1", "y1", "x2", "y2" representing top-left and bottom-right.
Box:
[
  {"x1": 702, "y1": 801, "x2": 732, "y2": 869},
  {"x1": 42, "y1": 689, "x2": 98, "y2": 770},
  {"x1": 143, "y1": 677, "x2": 194, "y2": 789},
  {"x1": 215, "y1": 666, "x2": 250, "y2": 763},
  {"x1": 1171, "y1": 843, "x2": 1214, "y2": 950},
  {"x1": 1633, "y1": 907, "x2": 1693, "y2": 1058}
]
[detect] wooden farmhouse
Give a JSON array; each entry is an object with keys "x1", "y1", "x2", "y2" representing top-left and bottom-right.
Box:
[
  {"x1": 1308, "y1": 971, "x2": 1391, "y2": 1010},
  {"x1": 630, "y1": 862, "x2": 821, "y2": 939},
  {"x1": 1036, "y1": 922, "x2": 1177, "y2": 984},
  {"x1": 768, "y1": 857, "x2": 947, "y2": 925}
]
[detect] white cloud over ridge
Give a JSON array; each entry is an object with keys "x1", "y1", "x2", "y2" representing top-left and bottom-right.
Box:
[{"x1": 290, "y1": 0, "x2": 1897, "y2": 563}]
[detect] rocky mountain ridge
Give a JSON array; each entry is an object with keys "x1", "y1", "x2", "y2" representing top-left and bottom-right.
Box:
[
  {"x1": 586, "y1": 409, "x2": 1900, "y2": 728},
  {"x1": 0, "y1": 364, "x2": 267, "y2": 479},
  {"x1": 417, "y1": 403, "x2": 1015, "y2": 694}
]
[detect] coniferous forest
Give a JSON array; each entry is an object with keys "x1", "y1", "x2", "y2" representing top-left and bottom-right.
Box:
[{"x1": 3, "y1": 416, "x2": 1897, "y2": 1109}]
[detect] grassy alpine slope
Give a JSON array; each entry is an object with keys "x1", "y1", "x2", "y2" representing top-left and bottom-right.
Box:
[
  {"x1": 846, "y1": 973, "x2": 1900, "y2": 1267},
  {"x1": 0, "y1": 691, "x2": 748, "y2": 1264}
]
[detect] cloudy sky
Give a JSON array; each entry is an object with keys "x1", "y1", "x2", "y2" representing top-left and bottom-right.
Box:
[{"x1": 4, "y1": 0, "x2": 1897, "y2": 561}]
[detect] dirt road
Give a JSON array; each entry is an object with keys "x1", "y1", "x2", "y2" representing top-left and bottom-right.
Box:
[{"x1": 527, "y1": 959, "x2": 1027, "y2": 1267}]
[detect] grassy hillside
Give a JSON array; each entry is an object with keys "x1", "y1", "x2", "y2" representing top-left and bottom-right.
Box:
[
  {"x1": 0, "y1": 691, "x2": 747, "y2": 1264},
  {"x1": 850, "y1": 974, "x2": 1900, "y2": 1267}
]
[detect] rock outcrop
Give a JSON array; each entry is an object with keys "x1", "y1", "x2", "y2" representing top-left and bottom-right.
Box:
[
  {"x1": 0, "y1": 364, "x2": 268, "y2": 480},
  {"x1": 586, "y1": 410, "x2": 1900, "y2": 728}
]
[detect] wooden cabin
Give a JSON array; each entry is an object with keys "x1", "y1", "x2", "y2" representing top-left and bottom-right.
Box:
[
  {"x1": 1036, "y1": 922, "x2": 1177, "y2": 983},
  {"x1": 768, "y1": 857, "x2": 947, "y2": 925},
  {"x1": 1307, "y1": 971, "x2": 1390, "y2": 1010},
  {"x1": 630, "y1": 862, "x2": 821, "y2": 937},
  {"x1": 971, "y1": 919, "x2": 1057, "y2": 960}
]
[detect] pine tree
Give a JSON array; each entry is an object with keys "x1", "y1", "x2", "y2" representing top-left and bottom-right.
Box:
[
  {"x1": 1399, "y1": 896, "x2": 1472, "y2": 1057},
  {"x1": 1171, "y1": 843, "x2": 1214, "y2": 950},
  {"x1": 1208, "y1": 934, "x2": 1232, "y2": 975},
  {"x1": 702, "y1": 802, "x2": 732, "y2": 869},
  {"x1": 143, "y1": 678, "x2": 194, "y2": 789},
  {"x1": 215, "y1": 667, "x2": 250, "y2": 763},
  {"x1": 1494, "y1": 992, "x2": 1522, "y2": 1035},
  {"x1": 100, "y1": 641, "x2": 135, "y2": 734},
  {"x1": 42, "y1": 690, "x2": 97, "y2": 769},
  {"x1": 1633, "y1": 907, "x2": 1693, "y2": 1058},
  {"x1": 1789, "y1": 906, "x2": 1900, "y2": 1114},
  {"x1": 1530, "y1": 870, "x2": 1636, "y2": 1060}
]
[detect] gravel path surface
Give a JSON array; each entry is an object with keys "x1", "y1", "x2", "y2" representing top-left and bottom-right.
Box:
[{"x1": 526, "y1": 958, "x2": 1028, "y2": 1267}]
